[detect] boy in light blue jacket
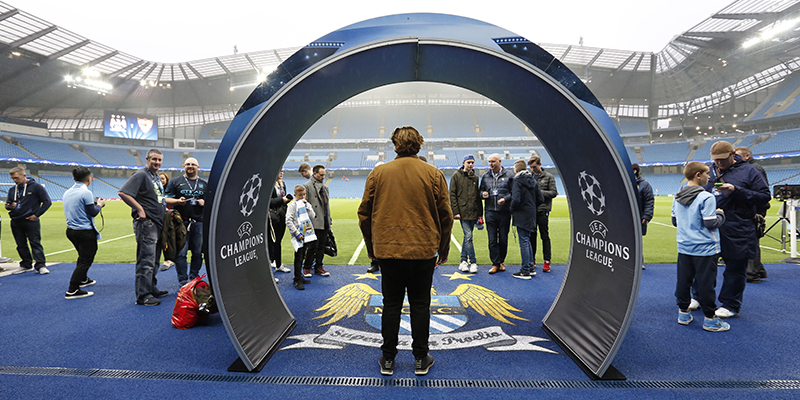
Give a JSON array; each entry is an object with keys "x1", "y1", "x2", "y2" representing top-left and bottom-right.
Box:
[{"x1": 672, "y1": 161, "x2": 729, "y2": 332}]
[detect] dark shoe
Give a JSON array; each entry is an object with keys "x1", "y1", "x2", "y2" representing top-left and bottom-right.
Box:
[
  {"x1": 65, "y1": 289, "x2": 94, "y2": 299},
  {"x1": 379, "y1": 356, "x2": 394, "y2": 376},
  {"x1": 315, "y1": 268, "x2": 330, "y2": 277},
  {"x1": 414, "y1": 354, "x2": 434, "y2": 376},
  {"x1": 79, "y1": 279, "x2": 96, "y2": 288},
  {"x1": 512, "y1": 271, "x2": 532, "y2": 280},
  {"x1": 746, "y1": 277, "x2": 761, "y2": 283},
  {"x1": 367, "y1": 265, "x2": 380, "y2": 273},
  {"x1": 303, "y1": 279, "x2": 311, "y2": 284},
  {"x1": 488, "y1": 266, "x2": 499, "y2": 274},
  {"x1": 136, "y1": 297, "x2": 161, "y2": 306},
  {"x1": 294, "y1": 281, "x2": 305, "y2": 290},
  {"x1": 152, "y1": 290, "x2": 169, "y2": 298},
  {"x1": 760, "y1": 271, "x2": 768, "y2": 279}
]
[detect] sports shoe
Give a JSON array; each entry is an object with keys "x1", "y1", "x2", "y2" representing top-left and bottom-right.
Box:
[
  {"x1": 37, "y1": 267, "x2": 50, "y2": 275},
  {"x1": 458, "y1": 261, "x2": 469, "y2": 272},
  {"x1": 160, "y1": 260, "x2": 175, "y2": 271},
  {"x1": 488, "y1": 266, "x2": 499, "y2": 274},
  {"x1": 65, "y1": 289, "x2": 94, "y2": 299},
  {"x1": 703, "y1": 317, "x2": 730, "y2": 332},
  {"x1": 12, "y1": 266, "x2": 34, "y2": 274},
  {"x1": 688, "y1": 298, "x2": 700, "y2": 311},
  {"x1": 277, "y1": 264, "x2": 291, "y2": 273},
  {"x1": 294, "y1": 281, "x2": 305, "y2": 290},
  {"x1": 512, "y1": 271, "x2": 531, "y2": 280},
  {"x1": 543, "y1": 261, "x2": 551, "y2": 273},
  {"x1": 678, "y1": 310, "x2": 693, "y2": 325},
  {"x1": 379, "y1": 356, "x2": 394, "y2": 376},
  {"x1": 315, "y1": 268, "x2": 330, "y2": 277},
  {"x1": 0, "y1": 256, "x2": 13, "y2": 263},
  {"x1": 303, "y1": 269, "x2": 312, "y2": 278},
  {"x1": 136, "y1": 297, "x2": 161, "y2": 306},
  {"x1": 152, "y1": 289, "x2": 169, "y2": 298},
  {"x1": 414, "y1": 354, "x2": 434, "y2": 376},
  {"x1": 715, "y1": 307, "x2": 738, "y2": 319},
  {"x1": 80, "y1": 279, "x2": 96, "y2": 288},
  {"x1": 469, "y1": 263, "x2": 478, "y2": 273},
  {"x1": 274, "y1": 278, "x2": 279, "y2": 282},
  {"x1": 746, "y1": 277, "x2": 761, "y2": 283},
  {"x1": 270, "y1": 261, "x2": 276, "y2": 268},
  {"x1": 367, "y1": 264, "x2": 379, "y2": 273}
]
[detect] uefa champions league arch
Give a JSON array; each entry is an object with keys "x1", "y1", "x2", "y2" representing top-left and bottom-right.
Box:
[{"x1": 205, "y1": 13, "x2": 641, "y2": 380}]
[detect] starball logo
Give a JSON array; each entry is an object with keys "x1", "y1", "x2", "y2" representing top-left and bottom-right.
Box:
[
  {"x1": 219, "y1": 175, "x2": 264, "y2": 267},
  {"x1": 574, "y1": 172, "x2": 629, "y2": 272}
]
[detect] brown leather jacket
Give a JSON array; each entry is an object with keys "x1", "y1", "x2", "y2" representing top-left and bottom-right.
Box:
[{"x1": 358, "y1": 155, "x2": 453, "y2": 260}]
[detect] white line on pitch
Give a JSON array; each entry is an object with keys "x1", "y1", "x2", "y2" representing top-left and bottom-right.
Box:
[
  {"x1": 348, "y1": 239, "x2": 365, "y2": 265},
  {"x1": 650, "y1": 220, "x2": 788, "y2": 253},
  {"x1": 44, "y1": 233, "x2": 135, "y2": 257},
  {"x1": 450, "y1": 233, "x2": 462, "y2": 252}
]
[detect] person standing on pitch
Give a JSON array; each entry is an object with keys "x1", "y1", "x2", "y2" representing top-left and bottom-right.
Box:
[
  {"x1": 119, "y1": 149, "x2": 168, "y2": 306},
  {"x1": 528, "y1": 156, "x2": 557, "y2": 273},
  {"x1": 303, "y1": 165, "x2": 332, "y2": 278},
  {"x1": 480, "y1": 153, "x2": 512, "y2": 274},
  {"x1": 705, "y1": 141, "x2": 770, "y2": 319},
  {"x1": 633, "y1": 163, "x2": 653, "y2": 270},
  {"x1": 63, "y1": 167, "x2": 105, "y2": 299},
  {"x1": 6, "y1": 166, "x2": 51, "y2": 275},
  {"x1": 672, "y1": 162, "x2": 729, "y2": 332},
  {"x1": 735, "y1": 146, "x2": 770, "y2": 283},
  {"x1": 164, "y1": 157, "x2": 207, "y2": 287},
  {"x1": 359, "y1": 126, "x2": 452, "y2": 376},
  {"x1": 510, "y1": 160, "x2": 544, "y2": 279},
  {"x1": 450, "y1": 154, "x2": 482, "y2": 273}
]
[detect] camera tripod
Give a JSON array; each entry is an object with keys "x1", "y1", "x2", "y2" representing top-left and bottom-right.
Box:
[{"x1": 764, "y1": 200, "x2": 796, "y2": 253}]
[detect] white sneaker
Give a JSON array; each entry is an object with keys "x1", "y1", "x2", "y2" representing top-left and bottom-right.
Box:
[
  {"x1": 469, "y1": 263, "x2": 478, "y2": 274},
  {"x1": 715, "y1": 307, "x2": 739, "y2": 319},
  {"x1": 688, "y1": 298, "x2": 700, "y2": 311},
  {"x1": 37, "y1": 267, "x2": 50, "y2": 275},
  {"x1": 274, "y1": 277, "x2": 279, "y2": 282},
  {"x1": 277, "y1": 264, "x2": 291, "y2": 273},
  {"x1": 270, "y1": 261, "x2": 277, "y2": 268},
  {"x1": 458, "y1": 261, "x2": 469, "y2": 272},
  {"x1": 12, "y1": 266, "x2": 34, "y2": 274}
]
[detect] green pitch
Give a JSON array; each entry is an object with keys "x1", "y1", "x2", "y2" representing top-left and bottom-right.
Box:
[{"x1": 1, "y1": 197, "x2": 790, "y2": 265}]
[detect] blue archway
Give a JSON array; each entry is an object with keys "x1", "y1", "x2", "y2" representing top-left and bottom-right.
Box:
[{"x1": 205, "y1": 14, "x2": 641, "y2": 380}]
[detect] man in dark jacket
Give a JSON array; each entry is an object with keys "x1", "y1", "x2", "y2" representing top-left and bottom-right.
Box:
[
  {"x1": 735, "y1": 146, "x2": 770, "y2": 283},
  {"x1": 6, "y1": 167, "x2": 51, "y2": 275},
  {"x1": 510, "y1": 160, "x2": 544, "y2": 279},
  {"x1": 633, "y1": 163, "x2": 654, "y2": 270},
  {"x1": 705, "y1": 141, "x2": 770, "y2": 319},
  {"x1": 450, "y1": 154, "x2": 482, "y2": 274},
  {"x1": 480, "y1": 153, "x2": 513, "y2": 274},
  {"x1": 528, "y1": 156, "x2": 558, "y2": 272}
]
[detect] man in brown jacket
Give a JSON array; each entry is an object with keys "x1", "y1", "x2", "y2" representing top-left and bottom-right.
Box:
[{"x1": 358, "y1": 126, "x2": 453, "y2": 377}]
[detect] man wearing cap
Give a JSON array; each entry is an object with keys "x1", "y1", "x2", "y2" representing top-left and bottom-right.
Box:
[
  {"x1": 480, "y1": 153, "x2": 513, "y2": 274},
  {"x1": 450, "y1": 154, "x2": 483, "y2": 273},
  {"x1": 704, "y1": 140, "x2": 770, "y2": 319}
]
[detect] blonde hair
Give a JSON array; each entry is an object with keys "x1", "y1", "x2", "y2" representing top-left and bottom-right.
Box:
[
  {"x1": 293, "y1": 185, "x2": 306, "y2": 195},
  {"x1": 514, "y1": 160, "x2": 527, "y2": 172}
]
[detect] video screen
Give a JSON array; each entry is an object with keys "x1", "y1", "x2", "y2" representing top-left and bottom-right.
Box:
[{"x1": 104, "y1": 111, "x2": 158, "y2": 141}]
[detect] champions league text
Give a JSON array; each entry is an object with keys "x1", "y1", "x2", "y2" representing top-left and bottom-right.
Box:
[
  {"x1": 220, "y1": 233, "x2": 265, "y2": 267},
  {"x1": 574, "y1": 231, "x2": 630, "y2": 269}
]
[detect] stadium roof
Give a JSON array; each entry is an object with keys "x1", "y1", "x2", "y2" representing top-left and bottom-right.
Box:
[{"x1": 1, "y1": 0, "x2": 800, "y2": 127}]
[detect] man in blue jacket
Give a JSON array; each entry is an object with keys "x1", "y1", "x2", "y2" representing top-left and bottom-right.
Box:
[
  {"x1": 510, "y1": 160, "x2": 544, "y2": 279},
  {"x1": 704, "y1": 141, "x2": 770, "y2": 319},
  {"x1": 5, "y1": 167, "x2": 51, "y2": 275},
  {"x1": 480, "y1": 153, "x2": 513, "y2": 274}
]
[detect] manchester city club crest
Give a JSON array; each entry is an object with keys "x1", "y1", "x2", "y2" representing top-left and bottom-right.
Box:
[{"x1": 282, "y1": 280, "x2": 558, "y2": 354}]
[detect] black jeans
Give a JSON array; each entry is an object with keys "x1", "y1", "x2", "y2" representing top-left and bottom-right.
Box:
[
  {"x1": 379, "y1": 257, "x2": 436, "y2": 360},
  {"x1": 531, "y1": 211, "x2": 551, "y2": 263},
  {"x1": 10, "y1": 218, "x2": 45, "y2": 269},
  {"x1": 306, "y1": 228, "x2": 328, "y2": 270},
  {"x1": 66, "y1": 228, "x2": 98, "y2": 292},
  {"x1": 485, "y1": 210, "x2": 511, "y2": 266}
]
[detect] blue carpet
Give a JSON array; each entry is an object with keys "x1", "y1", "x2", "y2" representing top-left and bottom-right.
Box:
[{"x1": 1, "y1": 261, "x2": 799, "y2": 398}]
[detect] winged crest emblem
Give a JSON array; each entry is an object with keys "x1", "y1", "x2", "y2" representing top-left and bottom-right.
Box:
[{"x1": 314, "y1": 283, "x2": 528, "y2": 329}]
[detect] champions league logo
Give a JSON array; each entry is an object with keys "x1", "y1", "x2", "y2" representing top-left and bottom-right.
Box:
[
  {"x1": 239, "y1": 173, "x2": 262, "y2": 217},
  {"x1": 282, "y1": 282, "x2": 558, "y2": 354},
  {"x1": 578, "y1": 171, "x2": 606, "y2": 216}
]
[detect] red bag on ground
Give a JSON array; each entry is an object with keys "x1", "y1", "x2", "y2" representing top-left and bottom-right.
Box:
[{"x1": 171, "y1": 274, "x2": 209, "y2": 329}]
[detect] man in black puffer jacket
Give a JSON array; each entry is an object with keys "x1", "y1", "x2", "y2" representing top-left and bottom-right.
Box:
[
  {"x1": 480, "y1": 154, "x2": 513, "y2": 274},
  {"x1": 510, "y1": 160, "x2": 544, "y2": 279}
]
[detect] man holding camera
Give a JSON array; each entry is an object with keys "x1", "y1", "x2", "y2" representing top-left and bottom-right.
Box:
[
  {"x1": 63, "y1": 167, "x2": 105, "y2": 299},
  {"x1": 165, "y1": 157, "x2": 207, "y2": 287}
]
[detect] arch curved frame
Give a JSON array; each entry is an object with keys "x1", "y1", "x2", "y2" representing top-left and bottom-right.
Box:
[{"x1": 205, "y1": 15, "x2": 641, "y2": 379}]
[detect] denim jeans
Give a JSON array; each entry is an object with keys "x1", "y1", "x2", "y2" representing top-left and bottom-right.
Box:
[
  {"x1": 460, "y1": 219, "x2": 477, "y2": 264},
  {"x1": 10, "y1": 218, "x2": 45, "y2": 269},
  {"x1": 485, "y1": 210, "x2": 511, "y2": 266},
  {"x1": 517, "y1": 227, "x2": 534, "y2": 274},
  {"x1": 176, "y1": 221, "x2": 204, "y2": 285},
  {"x1": 134, "y1": 219, "x2": 161, "y2": 302}
]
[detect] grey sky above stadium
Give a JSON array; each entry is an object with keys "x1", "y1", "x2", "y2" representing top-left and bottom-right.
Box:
[{"x1": 19, "y1": 0, "x2": 731, "y2": 63}]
